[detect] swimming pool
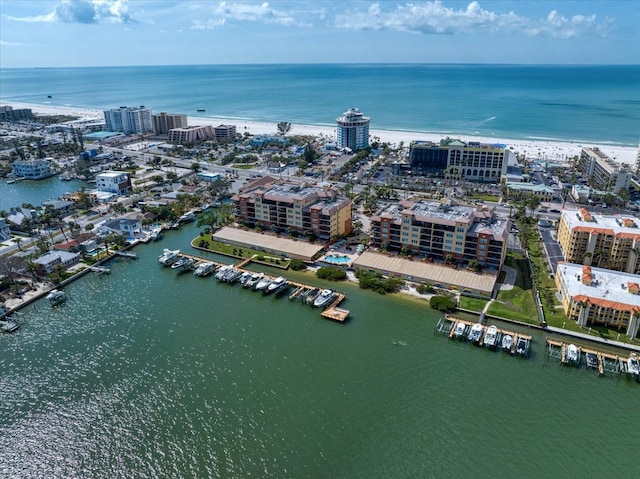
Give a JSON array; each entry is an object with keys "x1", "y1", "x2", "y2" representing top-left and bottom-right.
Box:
[{"x1": 324, "y1": 255, "x2": 351, "y2": 265}]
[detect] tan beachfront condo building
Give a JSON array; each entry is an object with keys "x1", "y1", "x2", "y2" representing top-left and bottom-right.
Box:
[
  {"x1": 233, "y1": 177, "x2": 352, "y2": 241},
  {"x1": 555, "y1": 262, "x2": 640, "y2": 339},
  {"x1": 557, "y1": 208, "x2": 640, "y2": 274}
]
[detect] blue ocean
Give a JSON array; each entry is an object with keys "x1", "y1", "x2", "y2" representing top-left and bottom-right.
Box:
[{"x1": 1, "y1": 64, "x2": 639, "y2": 145}]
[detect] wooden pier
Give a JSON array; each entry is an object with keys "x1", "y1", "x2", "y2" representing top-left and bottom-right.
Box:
[
  {"x1": 169, "y1": 253, "x2": 350, "y2": 323},
  {"x1": 435, "y1": 316, "x2": 532, "y2": 357},
  {"x1": 545, "y1": 337, "x2": 631, "y2": 376},
  {"x1": 115, "y1": 251, "x2": 138, "y2": 259}
]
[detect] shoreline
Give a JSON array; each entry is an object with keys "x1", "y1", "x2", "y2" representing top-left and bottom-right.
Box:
[{"x1": 3, "y1": 100, "x2": 638, "y2": 165}]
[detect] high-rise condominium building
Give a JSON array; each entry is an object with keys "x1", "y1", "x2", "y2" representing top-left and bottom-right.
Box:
[
  {"x1": 152, "y1": 112, "x2": 188, "y2": 135},
  {"x1": 104, "y1": 106, "x2": 153, "y2": 134},
  {"x1": 577, "y1": 147, "x2": 631, "y2": 193},
  {"x1": 336, "y1": 108, "x2": 370, "y2": 151},
  {"x1": 409, "y1": 138, "x2": 511, "y2": 183}
]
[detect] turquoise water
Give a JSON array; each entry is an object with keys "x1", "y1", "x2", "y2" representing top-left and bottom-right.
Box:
[
  {"x1": 0, "y1": 223, "x2": 637, "y2": 478},
  {"x1": 1, "y1": 64, "x2": 638, "y2": 145},
  {"x1": 324, "y1": 255, "x2": 352, "y2": 264},
  {"x1": 0, "y1": 176, "x2": 90, "y2": 212}
]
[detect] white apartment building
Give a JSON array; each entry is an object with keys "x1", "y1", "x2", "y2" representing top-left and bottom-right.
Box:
[
  {"x1": 96, "y1": 171, "x2": 131, "y2": 195},
  {"x1": 578, "y1": 147, "x2": 631, "y2": 193},
  {"x1": 11, "y1": 158, "x2": 52, "y2": 179},
  {"x1": 104, "y1": 106, "x2": 153, "y2": 134},
  {"x1": 336, "y1": 108, "x2": 370, "y2": 151}
]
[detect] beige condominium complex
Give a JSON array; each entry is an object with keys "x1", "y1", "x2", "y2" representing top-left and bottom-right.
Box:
[
  {"x1": 557, "y1": 208, "x2": 640, "y2": 274},
  {"x1": 370, "y1": 200, "x2": 510, "y2": 271},
  {"x1": 577, "y1": 147, "x2": 632, "y2": 193},
  {"x1": 152, "y1": 112, "x2": 188, "y2": 135},
  {"x1": 233, "y1": 178, "x2": 352, "y2": 241},
  {"x1": 555, "y1": 262, "x2": 640, "y2": 339}
]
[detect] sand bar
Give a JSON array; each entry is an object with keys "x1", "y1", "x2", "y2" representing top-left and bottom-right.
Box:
[{"x1": 3, "y1": 101, "x2": 638, "y2": 165}]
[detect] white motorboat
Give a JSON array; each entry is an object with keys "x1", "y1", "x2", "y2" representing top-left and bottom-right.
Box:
[
  {"x1": 628, "y1": 353, "x2": 640, "y2": 377},
  {"x1": 516, "y1": 337, "x2": 529, "y2": 356},
  {"x1": 313, "y1": 289, "x2": 335, "y2": 308},
  {"x1": 225, "y1": 269, "x2": 242, "y2": 283},
  {"x1": 46, "y1": 289, "x2": 66, "y2": 305},
  {"x1": 566, "y1": 344, "x2": 579, "y2": 363},
  {"x1": 468, "y1": 323, "x2": 484, "y2": 343},
  {"x1": 238, "y1": 272, "x2": 252, "y2": 285},
  {"x1": 178, "y1": 211, "x2": 195, "y2": 223},
  {"x1": 255, "y1": 277, "x2": 272, "y2": 291},
  {"x1": 266, "y1": 276, "x2": 288, "y2": 294},
  {"x1": 244, "y1": 272, "x2": 263, "y2": 289},
  {"x1": 158, "y1": 249, "x2": 180, "y2": 266},
  {"x1": 194, "y1": 262, "x2": 216, "y2": 277},
  {"x1": 215, "y1": 265, "x2": 231, "y2": 280},
  {"x1": 501, "y1": 334, "x2": 513, "y2": 351},
  {"x1": 483, "y1": 325, "x2": 498, "y2": 348},
  {"x1": 453, "y1": 322, "x2": 466, "y2": 338},
  {"x1": 171, "y1": 256, "x2": 193, "y2": 270},
  {"x1": 150, "y1": 226, "x2": 163, "y2": 241}
]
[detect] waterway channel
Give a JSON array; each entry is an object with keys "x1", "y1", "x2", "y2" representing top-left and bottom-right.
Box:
[{"x1": 0, "y1": 223, "x2": 637, "y2": 478}]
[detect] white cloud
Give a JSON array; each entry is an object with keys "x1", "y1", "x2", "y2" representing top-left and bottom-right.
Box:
[
  {"x1": 7, "y1": 0, "x2": 135, "y2": 24},
  {"x1": 191, "y1": 1, "x2": 310, "y2": 29},
  {"x1": 0, "y1": 40, "x2": 31, "y2": 46},
  {"x1": 334, "y1": 1, "x2": 612, "y2": 39}
]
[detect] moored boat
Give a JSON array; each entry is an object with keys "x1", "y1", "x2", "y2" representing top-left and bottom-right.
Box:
[
  {"x1": 628, "y1": 353, "x2": 640, "y2": 378},
  {"x1": 244, "y1": 272, "x2": 264, "y2": 289},
  {"x1": 453, "y1": 322, "x2": 466, "y2": 339},
  {"x1": 567, "y1": 344, "x2": 579, "y2": 363},
  {"x1": 238, "y1": 271, "x2": 252, "y2": 285},
  {"x1": 467, "y1": 323, "x2": 484, "y2": 343},
  {"x1": 194, "y1": 262, "x2": 216, "y2": 277},
  {"x1": 585, "y1": 352, "x2": 598, "y2": 369},
  {"x1": 46, "y1": 289, "x2": 66, "y2": 305},
  {"x1": 305, "y1": 288, "x2": 320, "y2": 304},
  {"x1": 266, "y1": 276, "x2": 288, "y2": 294},
  {"x1": 215, "y1": 265, "x2": 231, "y2": 281},
  {"x1": 178, "y1": 211, "x2": 195, "y2": 223},
  {"x1": 516, "y1": 337, "x2": 529, "y2": 357},
  {"x1": 483, "y1": 325, "x2": 498, "y2": 348},
  {"x1": 171, "y1": 256, "x2": 194, "y2": 271},
  {"x1": 158, "y1": 249, "x2": 180, "y2": 266},
  {"x1": 255, "y1": 277, "x2": 272, "y2": 291},
  {"x1": 313, "y1": 289, "x2": 335, "y2": 308},
  {"x1": 501, "y1": 334, "x2": 513, "y2": 351},
  {"x1": 224, "y1": 268, "x2": 242, "y2": 283}
]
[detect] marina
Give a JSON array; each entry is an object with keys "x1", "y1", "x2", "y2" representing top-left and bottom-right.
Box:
[
  {"x1": 160, "y1": 252, "x2": 351, "y2": 322},
  {"x1": 545, "y1": 338, "x2": 640, "y2": 380},
  {"x1": 436, "y1": 316, "x2": 533, "y2": 358}
]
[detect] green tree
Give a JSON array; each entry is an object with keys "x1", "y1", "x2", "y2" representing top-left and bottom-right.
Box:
[{"x1": 277, "y1": 122, "x2": 292, "y2": 136}]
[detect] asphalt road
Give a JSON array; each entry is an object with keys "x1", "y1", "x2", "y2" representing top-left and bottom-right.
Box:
[{"x1": 539, "y1": 225, "x2": 564, "y2": 273}]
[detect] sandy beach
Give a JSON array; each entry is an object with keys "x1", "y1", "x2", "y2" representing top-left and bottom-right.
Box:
[{"x1": 4, "y1": 101, "x2": 638, "y2": 166}]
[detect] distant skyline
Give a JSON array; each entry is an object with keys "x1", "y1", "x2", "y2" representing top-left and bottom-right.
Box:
[{"x1": 1, "y1": 0, "x2": 639, "y2": 68}]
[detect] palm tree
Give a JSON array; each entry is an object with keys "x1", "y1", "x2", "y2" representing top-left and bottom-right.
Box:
[{"x1": 277, "y1": 122, "x2": 292, "y2": 136}]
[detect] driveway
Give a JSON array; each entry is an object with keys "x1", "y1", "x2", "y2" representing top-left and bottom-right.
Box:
[{"x1": 539, "y1": 226, "x2": 563, "y2": 273}]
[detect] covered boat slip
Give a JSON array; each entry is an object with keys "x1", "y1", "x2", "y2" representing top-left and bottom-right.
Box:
[{"x1": 544, "y1": 338, "x2": 637, "y2": 378}]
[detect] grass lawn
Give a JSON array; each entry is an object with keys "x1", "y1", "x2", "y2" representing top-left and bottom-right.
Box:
[
  {"x1": 458, "y1": 296, "x2": 488, "y2": 312},
  {"x1": 488, "y1": 253, "x2": 538, "y2": 324},
  {"x1": 472, "y1": 194, "x2": 501, "y2": 203},
  {"x1": 192, "y1": 236, "x2": 291, "y2": 268}
]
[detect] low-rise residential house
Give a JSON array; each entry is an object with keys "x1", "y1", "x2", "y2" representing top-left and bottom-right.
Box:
[
  {"x1": 33, "y1": 250, "x2": 80, "y2": 276},
  {"x1": 0, "y1": 218, "x2": 11, "y2": 241},
  {"x1": 100, "y1": 218, "x2": 143, "y2": 239},
  {"x1": 571, "y1": 184, "x2": 591, "y2": 203}
]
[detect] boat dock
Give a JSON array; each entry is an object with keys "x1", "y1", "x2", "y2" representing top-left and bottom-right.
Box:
[
  {"x1": 169, "y1": 253, "x2": 350, "y2": 322},
  {"x1": 545, "y1": 337, "x2": 631, "y2": 377},
  {"x1": 435, "y1": 316, "x2": 532, "y2": 357},
  {"x1": 89, "y1": 266, "x2": 111, "y2": 275},
  {"x1": 115, "y1": 251, "x2": 138, "y2": 259}
]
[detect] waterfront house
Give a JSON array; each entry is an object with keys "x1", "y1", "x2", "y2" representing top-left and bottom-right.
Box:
[
  {"x1": 96, "y1": 171, "x2": 132, "y2": 195},
  {"x1": 33, "y1": 250, "x2": 80, "y2": 276},
  {"x1": 100, "y1": 218, "x2": 143, "y2": 240},
  {"x1": 11, "y1": 158, "x2": 52, "y2": 179}
]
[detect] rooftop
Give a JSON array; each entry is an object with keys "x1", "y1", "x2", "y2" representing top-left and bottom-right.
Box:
[
  {"x1": 507, "y1": 182, "x2": 555, "y2": 193},
  {"x1": 557, "y1": 262, "x2": 640, "y2": 313},
  {"x1": 562, "y1": 208, "x2": 640, "y2": 239}
]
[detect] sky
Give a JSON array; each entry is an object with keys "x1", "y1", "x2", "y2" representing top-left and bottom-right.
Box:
[{"x1": 0, "y1": 0, "x2": 639, "y2": 67}]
